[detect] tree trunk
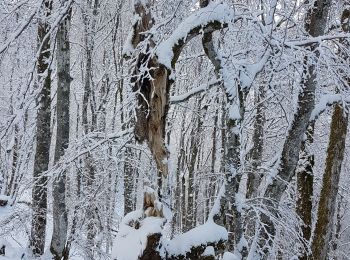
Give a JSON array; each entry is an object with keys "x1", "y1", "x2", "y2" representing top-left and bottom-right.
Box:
[
  {"x1": 50, "y1": 6, "x2": 71, "y2": 260},
  {"x1": 82, "y1": 1, "x2": 98, "y2": 256},
  {"x1": 261, "y1": 0, "x2": 331, "y2": 252},
  {"x1": 296, "y1": 123, "x2": 314, "y2": 259},
  {"x1": 199, "y1": 1, "x2": 247, "y2": 251},
  {"x1": 311, "y1": 7, "x2": 350, "y2": 259},
  {"x1": 173, "y1": 115, "x2": 186, "y2": 236},
  {"x1": 246, "y1": 84, "x2": 266, "y2": 199},
  {"x1": 128, "y1": 1, "x2": 170, "y2": 197},
  {"x1": 30, "y1": 0, "x2": 52, "y2": 255},
  {"x1": 184, "y1": 102, "x2": 202, "y2": 231},
  {"x1": 124, "y1": 147, "x2": 135, "y2": 214},
  {"x1": 224, "y1": 94, "x2": 246, "y2": 252},
  {"x1": 311, "y1": 105, "x2": 348, "y2": 259}
]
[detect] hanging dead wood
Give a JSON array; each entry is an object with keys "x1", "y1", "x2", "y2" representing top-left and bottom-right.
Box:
[{"x1": 128, "y1": 1, "x2": 241, "y2": 180}]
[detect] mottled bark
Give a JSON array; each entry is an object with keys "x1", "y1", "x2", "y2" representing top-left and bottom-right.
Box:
[
  {"x1": 311, "y1": 105, "x2": 348, "y2": 259},
  {"x1": 296, "y1": 123, "x2": 314, "y2": 260},
  {"x1": 224, "y1": 94, "x2": 246, "y2": 252},
  {"x1": 50, "y1": 6, "x2": 71, "y2": 260},
  {"x1": 30, "y1": 0, "x2": 52, "y2": 255},
  {"x1": 124, "y1": 147, "x2": 135, "y2": 214},
  {"x1": 246, "y1": 85, "x2": 266, "y2": 199},
  {"x1": 312, "y1": 7, "x2": 350, "y2": 259}
]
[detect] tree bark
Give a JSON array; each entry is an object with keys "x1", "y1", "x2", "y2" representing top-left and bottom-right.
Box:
[
  {"x1": 30, "y1": 0, "x2": 52, "y2": 255},
  {"x1": 311, "y1": 7, "x2": 350, "y2": 259},
  {"x1": 184, "y1": 101, "x2": 202, "y2": 232},
  {"x1": 199, "y1": 2, "x2": 246, "y2": 251},
  {"x1": 311, "y1": 105, "x2": 348, "y2": 259},
  {"x1": 296, "y1": 123, "x2": 314, "y2": 260},
  {"x1": 124, "y1": 147, "x2": 135, "y2": 214},
  {"x1": 81, "y1": 1, "x2": 100, "y2": 257},
  {"x1": 50, "y1": 5, "x2": 72, "y2": 260},
  {"x1": 128, "y1": 1, "x2": 170, "y2": 196},
  {"x1": 246, "y1": 84, "x2": 266, "y2": 199},
  {"x1": 261, "y1": 0, "x2": 331, "y2": 252}
]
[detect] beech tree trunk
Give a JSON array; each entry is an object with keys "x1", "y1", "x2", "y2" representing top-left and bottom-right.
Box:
[
  {"x1": 50, "y1": 5, "x2": 71, "y2": 260},
  {"x1": 30, "y1": 0, "x2": 52, "y2": 255}
]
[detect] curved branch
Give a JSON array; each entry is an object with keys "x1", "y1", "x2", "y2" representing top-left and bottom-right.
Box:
[
  {"x1": 155, "y1": 2, "x2": 239, "y2": 69},
  {"x1": 170, "y1": 80, "x2": 220, "y2": 104}
]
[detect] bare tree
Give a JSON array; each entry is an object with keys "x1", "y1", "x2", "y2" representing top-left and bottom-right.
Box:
[
  {"x1": 30, "y1": 0, "x2": 52, "y2": 255},
  {"x1": 50, "y1": 2, "x2": 72, "y2": 259},
  {"x1": 261, "y1": 0, "x2": 332, "y2": 252}
]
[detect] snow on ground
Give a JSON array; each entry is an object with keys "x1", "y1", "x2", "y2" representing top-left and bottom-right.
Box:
[
  {"x1": 0, "y1": 201, "x2": 30, "y2": 259},
  {"x1": 222, "y1": 251, "x2": 240, "y2": 260}
]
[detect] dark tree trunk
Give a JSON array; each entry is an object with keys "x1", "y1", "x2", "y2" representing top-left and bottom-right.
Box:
[
  {"x1": 311, "y1": 7, "x2": 350, "y2": 259},
  {"x1": 311, "y1": 105, "x2": 348, "y2": 259},
  {"x1": 296, "y1": 123, "x2": 314, "y2": 259},
  {"x1": 30, "y1": 0, "x2": 52, "y2": 255},
  {"x1": 246, "y1": 84, "x2": 266, "y2": 199}
]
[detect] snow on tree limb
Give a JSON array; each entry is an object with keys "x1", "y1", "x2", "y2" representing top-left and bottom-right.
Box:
[
  {"x1": 310, "y1": 94, "x2": 350, "y2": 121},
  {"x1": 170, "y1": 80, "x2": 220, "y2": 104},
  {"x1": 155, "y1": 2, "x2": 238, "y2": 69}
]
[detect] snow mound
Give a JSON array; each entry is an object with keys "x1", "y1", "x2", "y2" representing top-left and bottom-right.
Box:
[
  {"x1": 112, "y1": 210, "x2": 165, "y2": 260},
  {"x1": 165, "y1": 219, "x2": 228, "y2": 257},
  {"x1": 223, "y1": 251, "x2": 240, "y2": 260}
]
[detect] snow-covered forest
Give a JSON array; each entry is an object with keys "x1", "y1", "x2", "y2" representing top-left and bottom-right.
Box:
[{"x1": 0, "y1": 0, "x2": 350, "y2": 259}]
